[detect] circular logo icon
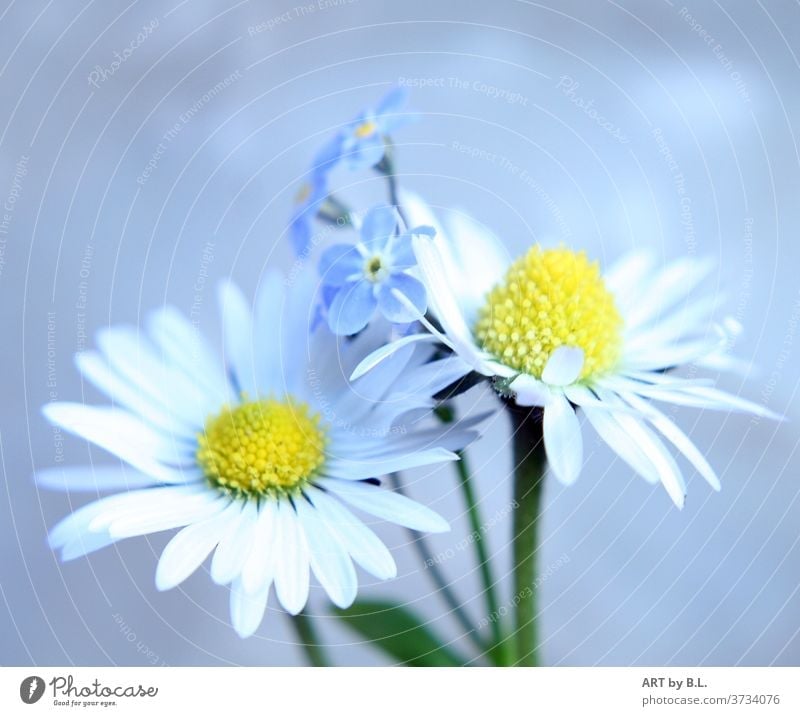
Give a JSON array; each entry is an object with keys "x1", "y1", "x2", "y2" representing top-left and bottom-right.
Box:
[{"x1": 20, "y1": 676, "x2": 45, "y2": 705}]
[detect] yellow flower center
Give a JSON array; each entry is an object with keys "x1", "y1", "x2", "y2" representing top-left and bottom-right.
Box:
[
  {"x1": 354, "y1": 120, "x2": 378, "y2": 139},
  {"x1": 295, "y1": 182, "x2": 312, "y2": 204},
  {"x1": 364, "y1": 255, "x2": 384, "y2": 282},
  {"x1": 197, "y1": 398, "x2": 327, "y2": 496},
  {"x1": 473, "y1": 246, "x2": 623, "y2": 381}
]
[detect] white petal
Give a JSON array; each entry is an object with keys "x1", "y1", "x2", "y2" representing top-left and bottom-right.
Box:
[
  {"x1": 543, "y1": 395, "x2": 583, "y2": 485},
  {"x1": 155, "y1": 504, "x2": 238, "y2": 591},
  {"x1": 146, "y1": 306, "x2": 230, "y2": 402},
  {"x1": 626, "y1": 257, "x2": 716, "y2": 330},
  {"x1": 412, "y1": 234, "x2": 488, "y2": 369},
  {"x1": 218, "y1": 280, "x2": 257, "y2": 398},
  {"x1": 252, "y1": 270, "x2": 284, "y2": 396},
  {"x1": 42, "y1": 403, "x2": 195, "y2": 482},
  {"x1": 240, "y1": 500, "x2": 278, "y2": 594},
  {"x1": 35, "y1": 465, "x2": 159, "y2": 492},
  {"x1": 582, "y1": 407, "x2": 659, "y2": 484},
  {"x1": 323, "y1": 447, "x2": 459, "y2": 481},
  {"x1": 86, "y1": 485, "x2": 207, "y2": 532},
  {"x1": 272, "y1": 500, "x2": 310, "y2": 615},
  {"x1": 295, "y1": 496, "x2": 357, "y2": 608},
  {"x1": 211, "y1": 500, "x2": 259, "y2": 585},
  {"x1": 624, "y1": 393, "x2": 720, "y2": 491},
  {"x1": 48, "y1": 497, "x2": 120, "y2": 559},
  {"x1": 230, "y1": 577, "x2": 270, "y2": 639},
  {"x1": 49, "y1": 498, "x2": 115, "y2": 550},
  {"x1": 106, "y1": 491, "x2": 227, "y2": 539},
  {"x1": 542, "y1": 346, "x2": 584, "y2": 387},
  {"x1": 60, "y1": 530, "x2": 118, "y2": 561},
  {"x1": 96, "y1": 326, "x2": 216, "y2": 425},
  {"x1": 623, "y1": 337, "x2": 724, "y2": 371},
  {"x1": 317, "y1": 478, "x2": 449, "y2": 533},
  {"x1": 648, "y1": 384, "x2": 782, "y2": 420},
  {"x1": 75, "y1": 351, "x2": 198, "y2": 440},
  {"x1": 593, "y1": 389, "x2": 686, "y2": 507},
  {"x1": 387, "y1": 355, "x2": 472, "y2": 399},
  {"x1": 511, "y1": 374, "x2": 551, "y2": 407},
  {"x1": 350, "y1": 333, "x2": 438, "y2": 381},
  {"x1": 306, "y1": 486, "x2": 396, "y2": 580}
]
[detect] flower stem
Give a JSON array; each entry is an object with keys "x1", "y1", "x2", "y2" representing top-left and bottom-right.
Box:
[
  {"x1": 508, "y1": 403, "x2": 547, "y2": 666},
  {"x1": 454, "y1": 451, "x2": 503, "y2": 653},
  {"x1": 290, "y1": 611, "x2": 329, "y2": 667},
  {"x1": 376, "y1": 139, "x2": 410, "y2": 228},
  {"x1": 388, "y1": 473, "x2": 491, "y2": 656}
]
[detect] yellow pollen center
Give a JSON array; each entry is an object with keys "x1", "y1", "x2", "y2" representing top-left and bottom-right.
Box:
[
  {"x1": 474, "y1": 246, "x2": 623, "y2": 381},
  {"x1": 295, "y1": 182, "x2": 312, "y2": 204},
  {"x1": 354, "y1": 120, "x2": 378, "y2": 139},
  {"x1": 197, "y1": 398, "x2": 327, "y2": 496},
  {"x1": 364, "y1": 255, "x2": 384, "y2": 281}
]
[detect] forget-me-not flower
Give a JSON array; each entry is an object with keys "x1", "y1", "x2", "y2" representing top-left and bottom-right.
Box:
[
  {"x1": 340, "y1": 86, "x2": 414, "y2": 170},
  {"x1": 319, "y1": 205, "x2": 431, "y2": 336}
]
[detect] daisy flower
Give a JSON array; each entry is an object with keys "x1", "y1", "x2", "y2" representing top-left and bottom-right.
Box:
[
  {"x1": 319, "y1": 205, "x2": 431, "y2": 335},
  {"x1": 353, "y1": 194, "x2": 779, "y2": 508},
  {"x1": 38, "y1": 273, "x2": 481, "y2": 638}
]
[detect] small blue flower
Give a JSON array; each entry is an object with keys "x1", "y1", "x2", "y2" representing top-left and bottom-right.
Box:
[
  {"x1": 340, "y1": 87, "x2": 414, "y2": 170},
  {"x1": 289, "y1": 133, "x2": 343, "y2": 255},
  {"x1": 319, "y1": 205, "x2": 432, "y2": 335}
]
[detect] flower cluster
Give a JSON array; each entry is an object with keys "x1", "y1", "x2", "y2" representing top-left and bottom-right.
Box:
[{"x1": 37, "y1": 88, "x2": 778, "y2": 655}]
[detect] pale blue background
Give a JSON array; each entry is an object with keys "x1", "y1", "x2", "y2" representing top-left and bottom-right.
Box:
[{"x1": 1, "y1": 0, "x2": 798, "y2": 666}]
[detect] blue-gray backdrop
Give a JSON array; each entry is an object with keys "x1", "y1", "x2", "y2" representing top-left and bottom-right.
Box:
[{"x1": 0, "y1": 0, "x2": 798, "y2": 666}]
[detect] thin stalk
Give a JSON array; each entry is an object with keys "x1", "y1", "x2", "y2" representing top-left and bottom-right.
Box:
[
  {"x1": 388, "y1": 473, "x2": 491, "y2": 656},
  {"x1": 376, "y1": 139, "x2": 410, "y2": 227},
  {"x1": 290, "y1": 610, "x2": 329, "y2": 667},
  {"x1": 508, "y1": 403, "x2": 547, "y2": 666},
  {"x1": 454, "y1": 451, "x2": 503, "y2": 652}
]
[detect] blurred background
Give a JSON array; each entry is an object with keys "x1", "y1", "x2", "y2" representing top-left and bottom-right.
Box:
[{"x1": 1, "y1": 0, "x2": 798, "y2": 666}]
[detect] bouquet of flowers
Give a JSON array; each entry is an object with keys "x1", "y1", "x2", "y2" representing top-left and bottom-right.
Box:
[{"x1": 37, "y1": 88, "x2": 778, "y2": 666}]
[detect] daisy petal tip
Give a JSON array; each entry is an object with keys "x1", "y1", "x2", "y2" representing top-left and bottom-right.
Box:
[
  {"x1": 427, "y1": 514, "x2": 451, "y2": 534},
  {"x1": 542, "y1": 346, "x2": 585, "y2": 387},
  {"x1": 232, "y1": 619, "x2": 260, "y2": 640}
]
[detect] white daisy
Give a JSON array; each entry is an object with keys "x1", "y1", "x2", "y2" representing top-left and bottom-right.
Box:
[
  {"x1": 38, "y1": 272, "x2": 481, "y2": 637},
  {"x1": 352, "y1": 193, "x2": 780, "y2": 508}
]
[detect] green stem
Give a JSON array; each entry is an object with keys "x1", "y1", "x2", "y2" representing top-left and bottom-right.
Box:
[
  {"x1": 388, "y1": 473, "x2": 491, "y2": 656},
  {"x1": 454, "y1": 452, "x2": 503, "y2": 653},
  {"x1": 376, "y1": 138, "x2": 410, "y2": 228},
  {"x1": 508, "y1": 403, "x2": 547, "y2": 666},
  {"x1": 290, "y1": 611, "x2": 329, "y2": 667}
]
